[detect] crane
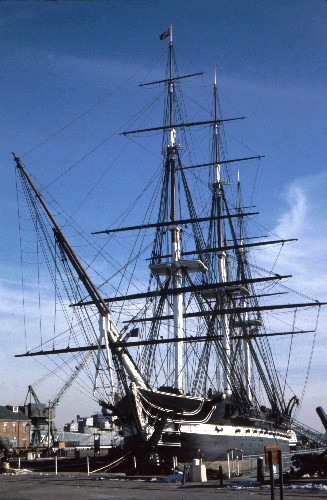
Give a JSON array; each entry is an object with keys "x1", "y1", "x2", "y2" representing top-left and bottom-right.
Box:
[
  {"x1": 25, "y1": 351, "x2": 94, "y2": 448},
  {"x1": 25, "y1": 385, "x2": 49, "y2": 447},
  {"x1": 51, "y1": 351, "x2": 93, "y2": 408}
]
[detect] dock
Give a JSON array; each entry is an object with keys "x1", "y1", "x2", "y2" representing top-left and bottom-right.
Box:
[{"x1": 0, "y1": 472, "x2": 327, "y2": 499}]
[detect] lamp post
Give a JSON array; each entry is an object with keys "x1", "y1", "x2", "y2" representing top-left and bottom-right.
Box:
[
  {"x1": 17, "y1": 419, "x2": 20, "y2": 449},
  {"x1": 48, "y1": 400, "x2": 51, "y2": 456}
]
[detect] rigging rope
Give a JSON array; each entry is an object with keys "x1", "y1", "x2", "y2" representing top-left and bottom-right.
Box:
[
  {"x1": 283, "y1": 309, "x2": 297, "y2": 400},
  {"x1": 22, "y1": 47, "x2": 166, "y2": 160},
  {"x1": 15, "y1": 171, "x2": 28, "y2": 353},
  {"x1": 294, "y1": 306, "x2": 321, "y2": 418}
]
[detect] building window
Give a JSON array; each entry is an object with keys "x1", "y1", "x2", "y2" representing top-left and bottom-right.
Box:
[
  {"x1": 3, "y1": 422, "x2": 7, "y2": 432},
  {"x1": 22, "y1": 423, "x2": 27, "y2": 434},
  {"x1": 13, "y1": 423, "x2": 17, "y2": 433},
  {"x1": 22, "y1": 439, "x2": 27, "y2": 448}
]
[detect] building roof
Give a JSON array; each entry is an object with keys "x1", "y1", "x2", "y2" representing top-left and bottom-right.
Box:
[
  {"x1": 55, "y1": 431, "x2": 118, "y2": 446},
  {"x1": 0, "y1": 406, "x2": 30, "y2": 422}
]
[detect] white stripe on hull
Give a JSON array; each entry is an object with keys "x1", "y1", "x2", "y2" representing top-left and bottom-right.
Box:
[
  {"x1": 124, "y1": 422, "x2": 295, "y2": 462},
  {"x1": 179, "y1": 422, "x2": 292, "y2": 440}
]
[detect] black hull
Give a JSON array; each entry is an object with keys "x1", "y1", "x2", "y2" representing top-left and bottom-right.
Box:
[
  {"x1": 122, "y1": 394, "x2": 294, "y2": 462},
  {"x1": 124, "y1": 422, "x2": 292, "y2": 463},
  {"x1": 167, "y1": 432, "x2": 290, "y2": 462}
]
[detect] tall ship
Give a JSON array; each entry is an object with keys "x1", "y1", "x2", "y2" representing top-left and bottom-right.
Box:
[{"x1": 14, "y1": 27, "x2": 326, "y2": 464}]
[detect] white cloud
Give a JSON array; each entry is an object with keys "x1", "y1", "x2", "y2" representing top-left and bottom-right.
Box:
[
  {"x1": 276, "y1": 184, "x2": 307, "y2": 238},
  {"x1": 254, "y1": 172, "x2": 327, "y2": 292}
]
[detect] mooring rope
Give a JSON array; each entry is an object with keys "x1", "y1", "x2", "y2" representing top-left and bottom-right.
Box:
[{"x1": 89, "y1": 450, "x2": 132, "y2": 474}]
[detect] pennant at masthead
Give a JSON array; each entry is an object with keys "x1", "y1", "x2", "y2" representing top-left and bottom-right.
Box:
[{"x1": 159, "y1": 27, "x2": 171, "y2": 40}]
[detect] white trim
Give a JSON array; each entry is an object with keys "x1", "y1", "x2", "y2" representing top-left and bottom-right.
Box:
[{"x1": 179, "y1": 422, "x2": 293, "y2": 442}]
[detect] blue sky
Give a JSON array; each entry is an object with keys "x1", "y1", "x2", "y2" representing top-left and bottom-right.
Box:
[{"x1": 1, "y1": 1, "x2": 327, "y2": 429}]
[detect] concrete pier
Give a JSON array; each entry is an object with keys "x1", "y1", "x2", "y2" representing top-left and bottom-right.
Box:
[{"x1": 0, "y1": 473, "x2": 325, "y2": 499}]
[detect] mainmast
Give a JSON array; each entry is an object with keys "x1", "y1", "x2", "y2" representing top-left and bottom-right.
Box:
[{"x1": 167, "y1": 26, "x2": 184, "y2": 392}]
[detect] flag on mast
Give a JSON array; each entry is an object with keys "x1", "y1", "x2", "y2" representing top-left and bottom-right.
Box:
[{"x1": 159, "y1": 27, "x2": 170, "y2": 40}]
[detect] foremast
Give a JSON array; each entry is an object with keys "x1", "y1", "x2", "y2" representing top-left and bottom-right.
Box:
[{"x1": 211, "y1": 67, "x2": 232, "y2": 397}]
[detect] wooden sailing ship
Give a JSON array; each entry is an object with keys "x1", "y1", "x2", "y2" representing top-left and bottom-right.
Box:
[{"x1": 14, "y1": 26, "x2": 326, "y2": 464}]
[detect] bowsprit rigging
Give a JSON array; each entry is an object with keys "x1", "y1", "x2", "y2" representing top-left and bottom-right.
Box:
[{"x1": 13, "y1": 25, "x2": 327, "y2": 463}]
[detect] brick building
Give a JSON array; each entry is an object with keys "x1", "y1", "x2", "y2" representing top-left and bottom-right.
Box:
[{"x1": 0, "y1": 405, "x2": 31, "y2": 448}]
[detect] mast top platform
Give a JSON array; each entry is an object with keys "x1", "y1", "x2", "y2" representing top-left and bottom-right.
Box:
[{"x1": 149, "y1": 259, "x2": 208, "y2": 276}]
